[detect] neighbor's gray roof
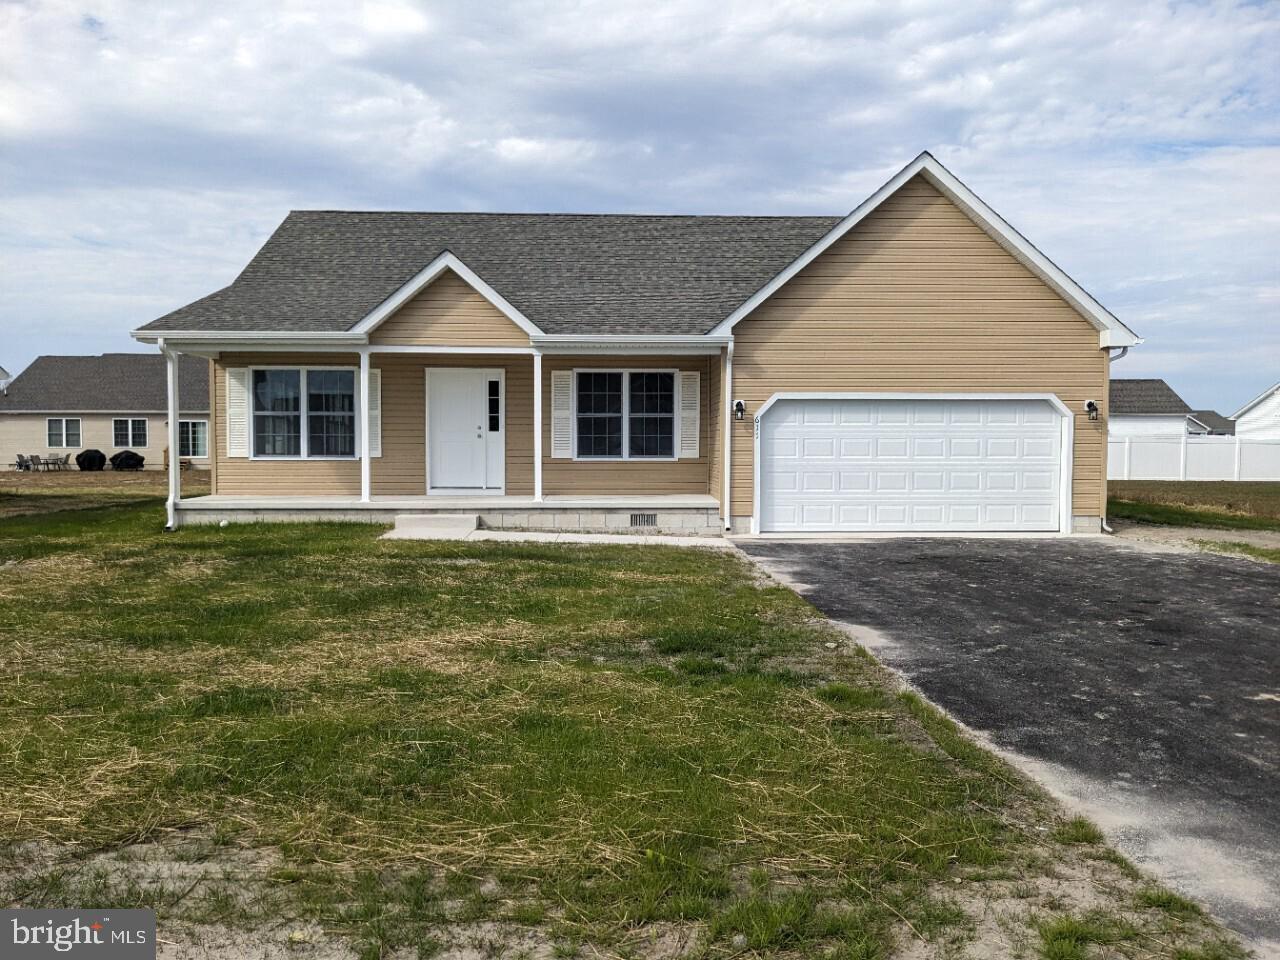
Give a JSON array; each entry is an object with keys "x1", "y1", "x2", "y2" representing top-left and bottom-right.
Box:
[
  {"x1": 1109, "y1": 379, "x2": 1192, "y2": 415},
  {"x1": 1190, "y1": 410, "x2": 1236, "y2": 435},
  {"x1": 137, "y1": 211, "x2": 843, "y2": 336},
  {"x1": 0, "y1": 354, "x2": 209, "y2": 413}
]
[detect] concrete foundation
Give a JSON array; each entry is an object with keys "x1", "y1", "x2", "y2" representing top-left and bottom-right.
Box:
[{"x1": 176, "y1": 505, "x2": 724, "y2": 536}]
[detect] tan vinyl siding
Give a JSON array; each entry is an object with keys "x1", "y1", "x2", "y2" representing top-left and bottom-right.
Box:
[
  {"x1": 370, "y1": 270, "x2": 531, "y2": 347},
  {"x1": 371, "y1": 355, "x2": 534, "y2": 497},
  {"x1": 211, "y1": 353, "x2": 361, "y2": 496},
  {"x1": 730, "y1": 174, "x2": 1109, "y2": 520},
  {"x1": 541, "y1": 355, "x2": 713, "y2": 496}
]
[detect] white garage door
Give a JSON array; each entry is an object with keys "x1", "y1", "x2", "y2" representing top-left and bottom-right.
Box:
[{"x1": 760, "y1": 397, "x2": 1064, "y2": 533}]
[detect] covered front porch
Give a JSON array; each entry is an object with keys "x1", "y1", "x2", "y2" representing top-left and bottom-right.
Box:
[{"x1": 156, "y1": 335, "x2": 731, "y2": 533}]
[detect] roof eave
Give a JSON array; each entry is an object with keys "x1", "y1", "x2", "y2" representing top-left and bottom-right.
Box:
[
  {"x1": 1230, "y1": 380, "x2": 1280, "y2": 419},
  {"x1": 132, "y1": 329, "x2": 367, "y2": 345}
]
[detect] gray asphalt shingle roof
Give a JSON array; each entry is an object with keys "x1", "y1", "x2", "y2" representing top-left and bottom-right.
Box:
[
  {"x1": 0, "y1": 354, "x2": 209, "y2": 413},
  {"x1": 1109, "y1": 378, "x2": 1192, "y2": 415},
  {"x1": 1190, "y1": 410, "x2": 1236, "y2": 435},
  {"x1": 137, "y1": 211, "x2": 843, "y2": 336}
]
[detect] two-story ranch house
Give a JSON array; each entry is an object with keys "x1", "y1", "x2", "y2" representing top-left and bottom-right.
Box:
[{"x1": 133, "y1": 153, "x2": 1140, "y2": 535}]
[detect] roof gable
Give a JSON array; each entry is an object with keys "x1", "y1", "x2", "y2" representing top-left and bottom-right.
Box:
[
  {"x1": 708, "y1": 152, "x2": 1140, "y2": 348},
  {"x1": 355, "y1": 252, "x2": 541, "y2": 339}
]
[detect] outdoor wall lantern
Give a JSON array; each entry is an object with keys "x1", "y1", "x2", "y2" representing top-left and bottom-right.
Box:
[
  {"x1": 734, "y1": 400, "x2": 746, "y2": 421},
  {"x1": 1085, "y1": 400, "x2": 1100, "y2": 421}
]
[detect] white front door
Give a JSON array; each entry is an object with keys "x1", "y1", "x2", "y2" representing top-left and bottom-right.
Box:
[
  {"x1": 427, "y1": 368, "x2": 505, "y2": 492},
  {"x1": 759, "y1": 397, "x2": 1064, "y2": 532}
]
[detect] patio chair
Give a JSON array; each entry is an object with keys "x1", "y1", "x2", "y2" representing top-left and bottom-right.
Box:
[
  {"x1": 12, "y1": 454, "x2": 30, "y2": 471},
  {"x1": 28, "y1": 453, "x2": 46, "y2": 472},
  {"x1": 58, "y1": 453, "x2": 72, "y2": 470}
]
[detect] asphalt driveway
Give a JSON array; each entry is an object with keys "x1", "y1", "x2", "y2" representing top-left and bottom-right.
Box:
[{"x1": 738, "y1": 537, "x2": 1280, "y2": 951}]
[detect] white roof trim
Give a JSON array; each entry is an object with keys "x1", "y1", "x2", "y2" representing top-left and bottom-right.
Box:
[
  {"x1": 133, "y1": 329, "x2": 362, "y2": 344},
  {"x1": 1186, "y1": 414, "x2": 1211, "y2": 432},
  {"x1": 530, "y1": 334, "x2": 731, "y2": 354},
  {"x1": 1231, "y1": 381, "x2": 1280, "y2": 420},
  {"x1": 349, "y1": 250, "x2": 543, "y2": 338},
  {"x1": 708, "y1": 151, "x2": 1142, "y2": 349}
]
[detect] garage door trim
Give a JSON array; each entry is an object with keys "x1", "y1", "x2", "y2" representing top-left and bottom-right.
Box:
[{"x1": 751, "y1": 392, "x2": 1075, "y2": 535}]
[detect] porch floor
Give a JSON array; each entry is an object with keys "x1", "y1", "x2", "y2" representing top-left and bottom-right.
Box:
[{"x1": 177, "y1": 494, "x2": 720, "y2": 510}]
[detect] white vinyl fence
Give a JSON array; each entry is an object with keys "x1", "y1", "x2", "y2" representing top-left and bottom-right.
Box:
[{"x1": 1109, "y1": 435, "x2": 1280, "y2": 481}]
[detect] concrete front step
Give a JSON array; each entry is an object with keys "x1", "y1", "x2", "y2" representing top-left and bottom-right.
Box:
[{"x1": 383, "y1": 514, "x2": 479, "y2": 540}]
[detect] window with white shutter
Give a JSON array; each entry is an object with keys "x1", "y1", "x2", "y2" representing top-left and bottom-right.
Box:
[
  {"x1": 551, "y1": 370, "x2": 574, "y2": 458},
  {"x1": 367, "y1": 368, "x2": 382, "y2": 458},
  {"x1": 225, "y1": 368, "x2": 250, "y2": 457},
  {"x1": 679, "y1": 370, "x2": 700, "y2": 458}
]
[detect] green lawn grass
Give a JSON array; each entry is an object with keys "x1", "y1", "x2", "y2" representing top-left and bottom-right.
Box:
[
  {"x1": 0, "y1": 502, "x2": 1242, "y2": 958},
  {"x1": 1109, "y1": 480, "x2": 1280, "y2": 530},
  {"x1": 1194, "y1": 540, "x2": 1280, "y2": 564}
]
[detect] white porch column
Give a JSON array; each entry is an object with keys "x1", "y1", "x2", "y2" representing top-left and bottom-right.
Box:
[
  {"x1": 162, "y1": 339, "x2": 180, "y2": 530},
  {"x1": 533, "y1": 350, "x2": 544, "y2": 501},
  {"x1": 722, "y1": 340, "x2": 733, "y2": 531},
  {"x1": 359, "y1": 349, "x2": 371, "y2": 502}
]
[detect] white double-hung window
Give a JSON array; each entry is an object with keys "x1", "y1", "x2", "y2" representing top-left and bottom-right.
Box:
[
  {"x1": 178, "y1": 420, "x2": 208, "y2": 458},
  {"x1": 113, "y1": 418, "x2": 148, "y2": 448},
  {"x1": 251, "y1": 368, "x2": 356, "y2": 458},
  {"x1": 575, "y1": 370, "x2": 675, "y2": 459},
  {"x1": 47, "y1": 418, "x2": 82, "y2": 447}
]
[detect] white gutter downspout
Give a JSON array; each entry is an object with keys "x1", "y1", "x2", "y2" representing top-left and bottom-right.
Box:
[
  {"x1": 722, "y1": 340, "x2": 733, "y2": 531},
  {"x1": 160, "y1": 338, "x2": 180, "y2": 531},
  {"x1": 1101, "y1": 345, "x2": 1130, "y2": 533}
]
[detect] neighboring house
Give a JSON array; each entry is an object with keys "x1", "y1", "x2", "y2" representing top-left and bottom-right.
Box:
[
  {"x1": 0, "y1": 354, "x2": 210, "y2": 471},
  {"x1": 1108, "y1": 379, "x2": 1201, "y2": 436},
  {"x1": 132, "y1": 152, "x2": 1140, "y2": 534},
  {"x1": 1188, "y1": 410, "x2": 1235, "y2": 436},
  {"x1": 1231, "y1": 382, "x2": 1280, "y2": 439}
]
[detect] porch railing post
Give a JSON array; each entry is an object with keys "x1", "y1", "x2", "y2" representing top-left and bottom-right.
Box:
[
  {"x1": 533, "y1": 350, "x2": 543, "y2": 501},
  {"x1": 360, "y1": 349, "x2": 371, "y2": 502},
  {"x1": 722, "y1": 340, "x2": 733, "y2": 530},
  {"x1": 162, "y1": 339, "x2": 180, "y2": 530}
]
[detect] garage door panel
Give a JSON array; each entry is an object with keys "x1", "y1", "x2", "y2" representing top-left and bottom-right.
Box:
[
  {"x1": 876, "y1": 437, "x2": 909, "y2": 457},
  {"x1": 840, "y1": 437, "x2": 873, "y2": 458},
  {"x1": 912, "y1": 471, "x2": 945, "y2": 491},
  {"x1": 839, "y1": 471, "x2": 872, "y2": 491},
  {"x1": 1023, "y1": 437, "x2": 1056, "y2": 459},
  {"x1": 803, "y1": 403, "x2": 836, "y2": 425},
  {"x1": 760, "y1": 397, "x2": 1063, "y2": 533}
]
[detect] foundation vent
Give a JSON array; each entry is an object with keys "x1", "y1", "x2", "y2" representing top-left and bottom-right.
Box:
[{"x1": 630, "y1": 512, "x2": 658, "y2": 528}]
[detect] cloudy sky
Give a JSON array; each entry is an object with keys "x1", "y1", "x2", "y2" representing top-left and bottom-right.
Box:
[{"x1": 1, "y1": 0, "x2": 1277, "y2": 412}]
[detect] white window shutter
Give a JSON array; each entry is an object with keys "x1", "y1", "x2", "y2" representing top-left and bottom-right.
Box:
[
  {"x1": 551, "y1": 370, "x2": 573, "y2": 458},
  {"x1": 225, "y1": 368, "x2": 250, "y2": 457},
  {"x1": 679, "y1": 370, "x2": 700, "y2": 459},
  {"x1": 367, "y1": 368, "x2": 383, "y2": 458}
]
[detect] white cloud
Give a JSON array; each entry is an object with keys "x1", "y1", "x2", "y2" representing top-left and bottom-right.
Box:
[{"x1": 0, "y1": 0, "x2": 1276, "y2": 411}]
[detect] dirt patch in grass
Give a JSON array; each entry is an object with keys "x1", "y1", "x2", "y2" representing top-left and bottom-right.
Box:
[{"x1": 0, "y1": 502, "x2": 1246, "y2": 959}]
